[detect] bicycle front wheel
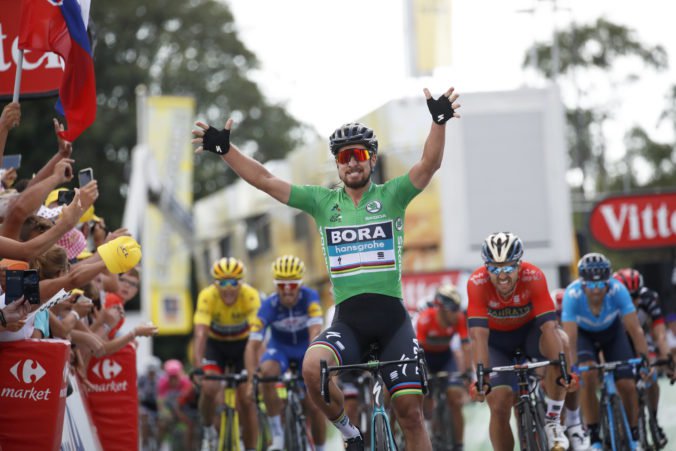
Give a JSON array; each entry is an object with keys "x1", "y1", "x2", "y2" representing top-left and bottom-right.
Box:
[
  {"x1": 431, "y1": 398, "x2": 454, "y2": 451},
  {"x1": 610, "y1": 394, "x2": 633, "y2": 450},
  {"x1": 518, "y1": 404, "x2": 539, "y2": 451},
  {"x1": 373, "y1": 414, "x2": 397, "y2": 451}
]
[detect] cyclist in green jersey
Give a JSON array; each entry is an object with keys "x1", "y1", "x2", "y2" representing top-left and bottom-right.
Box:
[{"x1": 192, "y1": 86, "x2": 460, "y2": 451}]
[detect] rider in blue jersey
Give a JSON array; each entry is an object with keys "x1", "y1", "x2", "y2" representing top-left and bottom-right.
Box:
[
  {"x1": 244, "y1": 255, "x2": 325, "y2": 451},
  {"x1": 561, "y1": 253, "x2": 652, "y2": 450}
]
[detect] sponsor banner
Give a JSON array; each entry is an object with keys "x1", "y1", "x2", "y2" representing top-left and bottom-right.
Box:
[
  {"x1": 0, "y1": 0, "x2": 62, "y2": 99},
  {"x1": 402, "y1": 270, "x2": 463, "y2": 312},
  {"x1": 61, "y1": 370, "x2": 102, "y2": 451},
  {"x1": 144, "y1": 96, "x2": 195, "y2": 334},
  {"x1": 86, "y1": 344, "x2": 137, "y2": 451},
  {"x1": 589, "y1": 192, "x2": 676, "y2": 250},
  {"x1": 0, "y1": 339, "x2": 70, "y2": 451}
]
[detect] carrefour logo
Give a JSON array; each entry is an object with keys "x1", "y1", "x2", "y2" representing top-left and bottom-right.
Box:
[
  {"x1": 10, "y1": 359, "x2": 46, "y2": 384},
  {"x1": 92, "y1": 359, "x2": 122, "y2": 380}
]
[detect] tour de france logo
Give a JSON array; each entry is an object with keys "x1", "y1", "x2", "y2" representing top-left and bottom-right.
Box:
[{"x1": 365, "y1": 200, "x2": 382, "y2": 214}]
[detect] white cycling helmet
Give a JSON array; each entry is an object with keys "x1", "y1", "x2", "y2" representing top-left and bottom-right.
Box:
[{"x1": 481, "y1": 232, "x2": 524, "y2": 263}]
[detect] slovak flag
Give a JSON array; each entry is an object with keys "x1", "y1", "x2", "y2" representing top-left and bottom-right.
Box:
[{"x1": 18, "y1": 0, "x2": 96, "y2": 142}]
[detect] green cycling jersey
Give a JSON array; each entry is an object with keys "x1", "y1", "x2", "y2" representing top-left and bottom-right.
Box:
[{"x1": 288, "y1": 173, "x2": 421, "y2": 304}]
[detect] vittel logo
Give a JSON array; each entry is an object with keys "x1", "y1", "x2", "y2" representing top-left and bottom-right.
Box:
[
  {"x1": 92, "y1": 359, "x2": 122, "y2": 380},
  {"x1": 590, "y1": 193, "x2": 676, "y2": 250},
  {"x1": 10, "y1": 359, "x2": 46, "y2": 384}
]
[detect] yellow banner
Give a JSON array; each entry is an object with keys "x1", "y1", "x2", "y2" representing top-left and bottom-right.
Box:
[
  {"x1": 145, "y1": 96, "x2": 195, "y2": 334},
  {"x1": 408, "y1": 0, "x2": 452, "y2": 75}
]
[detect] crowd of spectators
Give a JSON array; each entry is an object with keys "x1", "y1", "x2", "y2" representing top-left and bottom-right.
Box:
[{"x1": 0, "y1": 101, "x2": 157, "y2": 393}]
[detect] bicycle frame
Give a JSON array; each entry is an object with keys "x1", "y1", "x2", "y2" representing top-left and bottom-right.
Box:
[
  {"x1": 577, "y1": 358, "x2": 642, "y2": 451},
  {"x1": 427, "y1": 371, "x2": 465, "y2": 451},
  {"x1": 320, "y1": 351, "x2": 428, "y2": 451},
  {"x1": 254, "y1": 365, "x2": 312, "y2": 451},
  {"x1": 191, "y1": 370, "x2": 248, "y2": 451},
  {"x1": 476, "y1": 352, "x2": 570, "y2": 451}
]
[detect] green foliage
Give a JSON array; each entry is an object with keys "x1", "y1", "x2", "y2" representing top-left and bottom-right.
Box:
[
  {"x1": 523, "y1": 18, "x2": 670, "y2": 194},
  {"x1": 5, "y1": 0, "x2": 304, "y2": 227},
  {"x1": 524, "y1": 18, "x2": 668, "y2": 78}
]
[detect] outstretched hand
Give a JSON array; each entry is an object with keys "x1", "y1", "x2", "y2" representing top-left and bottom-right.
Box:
[
  {"x1": 192, "y1": 119, "x2": 234, "y2": 155},
  {"x1": 53, "y1": 118, "x2": 72, "y2": 157},
  {"x1": 423, "y1": 87, "x2": 461, "y2": 124}
]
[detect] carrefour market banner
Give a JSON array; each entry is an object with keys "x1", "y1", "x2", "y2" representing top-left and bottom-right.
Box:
[
  {"x1": 0, "y1": 0, "x2": 62, "y2": 99},
  {"x1": 589, "y1": 192, "x2": 676, "y2": 250},
  {"x1": 0, "y1": 339, "x2": 70, "y2": 451}
]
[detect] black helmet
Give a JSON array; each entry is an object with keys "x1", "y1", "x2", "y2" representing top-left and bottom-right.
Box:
[
  {"x1": 329, "y1": 122, "x2": 378, "y2": 155},
  {"x1": 577, "y1": 253, "x2": 611, "y2": 282}
]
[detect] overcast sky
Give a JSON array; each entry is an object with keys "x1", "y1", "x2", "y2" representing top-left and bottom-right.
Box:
[{"x1": 225, "y1": 0, "x2": 674, "y2": 165}]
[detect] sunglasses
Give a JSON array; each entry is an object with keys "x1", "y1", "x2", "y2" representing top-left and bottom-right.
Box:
[
  {"x1": 335, "y1": 148, "x2": 371, "y2": 164},
  {"x1": 486, "y1": 263, "x2": 519, "y2": 275},
  {"x1": 275, "y1": 280, "x2": 302, "y2": 290},
  {"x1": 218, "y1": 278, "x2": 240, "y2": 288},
  {"x1": 583, "y1": 280, "x2": 607, "y2": 290}
]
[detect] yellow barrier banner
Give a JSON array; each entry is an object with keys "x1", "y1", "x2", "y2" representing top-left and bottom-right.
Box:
[{"x1": 145, "y1": 96, "x2": 195, "y2": 334}]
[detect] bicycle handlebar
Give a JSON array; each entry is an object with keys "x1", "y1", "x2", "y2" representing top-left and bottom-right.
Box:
[
  {"x1": 320, "y1": 352, "x2": 428, "y2": 404},
  {"x1": 189, "y1": 368, "x2": 248, "y2": 389},
  {"x1": 476, "y1": 352, "x2": 570, "y2": 396}
]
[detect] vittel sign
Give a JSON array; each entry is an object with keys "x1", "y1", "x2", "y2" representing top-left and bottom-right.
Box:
[
  {"x1": 589, "y1": 192, "x2": 676, "y2": 250},
  {"x1": 0, "y1": 7, "x2": 63, "y2": 98}
]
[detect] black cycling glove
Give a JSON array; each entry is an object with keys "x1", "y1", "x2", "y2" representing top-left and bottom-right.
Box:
[
  {"x1": 426, "y1": 95, "x2": 455, "y2": 125},
  {"x1": 202, "y1": 126, "x2": 231, "y2": 155}
]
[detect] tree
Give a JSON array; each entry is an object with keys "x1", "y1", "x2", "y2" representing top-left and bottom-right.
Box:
[
  {"x1": 523, "y1": 18, "x2": 668, "y2": 195},
  {"x1": 5, "y1": 0, "x2": 304, "y2": 227}
]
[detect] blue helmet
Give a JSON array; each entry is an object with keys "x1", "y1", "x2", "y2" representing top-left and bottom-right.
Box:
[{"x1": 577, "y1": 253, "x2": 611, "y2": 282}]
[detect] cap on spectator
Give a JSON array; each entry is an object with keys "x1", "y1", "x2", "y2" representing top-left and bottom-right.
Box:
[
  {"x1": 45, "y1": 188, "x2": 68, "y2": 207},
  {"x1": 97, "y1": 236, "x2": 142, "y2": 274},
  {"x1": 0, "y1": 259, "x2": 29, "y2": 270},
  {"x1": 164, "y1": 359, "x2": 183, "y2": 376},
  {"x1": 80, "y1": 205, "x2": 95, "y2": 223},
  {"x1": 57, "y1": 228, "x2": 88, "y2": 260},
  {"x1": 76, "y1": 250, "x2": 94, "y2": 261}
]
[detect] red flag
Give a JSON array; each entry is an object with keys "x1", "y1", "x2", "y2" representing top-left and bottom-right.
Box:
[{"x1": 18, "y1": 0, "x2": 96, "y2": 142}]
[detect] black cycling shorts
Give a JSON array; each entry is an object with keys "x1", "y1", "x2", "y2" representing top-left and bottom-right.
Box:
[
  {"x1": 202, "y1": 337, "x2": 247, "y2": 373},
  {"x1": 310, "y1": 293, "x2": 423, "y2": 399}
]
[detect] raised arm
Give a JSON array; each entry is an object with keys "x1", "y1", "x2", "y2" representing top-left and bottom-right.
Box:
[
  {"x1": 192, "y1": 119, "x2": 291, "y2": 203},
  {"x1": 1, "y1": 159, "x2": 74, "y2": 240},
  {"x1": 0, "y1": 182, "x2": 96, "y2": 260},
  {"x1": 0, "y1": 103, "x2": 21, "y2": 162},
  {"x1": 408, "y1": 87, "x2": 461, "y2": 190},
  {"x1": 27, "y1": 119, "x2": 73, "y2": 187}
]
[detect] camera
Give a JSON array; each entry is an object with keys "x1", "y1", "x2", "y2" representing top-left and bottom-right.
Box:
[
  {"x1": 5, "y1": 269, "x2": 41, "y2": 305},
  {"x1": 57, "y1": 190, "x2": 75, "y2": 205}
]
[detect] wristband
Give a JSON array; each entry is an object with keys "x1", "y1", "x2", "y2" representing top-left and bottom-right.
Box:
[
  {"x1": 202, "y1": 126, "x2": 231, "y2": 155},
  {"x1": 0, "y1": 309, "x2": 7, "y2": 328},
  {"x1": 426, "y1": 95, "x2": 455, "y2": 125},
  {"x1": 70, "y1": 310, "x2": 81, "y2": 321}
]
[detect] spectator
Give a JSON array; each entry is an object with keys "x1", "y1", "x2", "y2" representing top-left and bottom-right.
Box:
[{"x1": 157, "y1": 359, "x2": 195, "y2": 450}]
